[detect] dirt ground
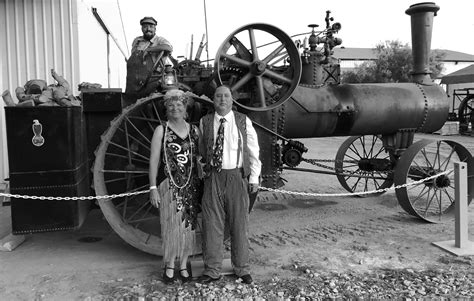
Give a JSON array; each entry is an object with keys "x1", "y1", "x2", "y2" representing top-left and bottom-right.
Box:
[{"x1": 1, "y1": 133, "x2": 473, "y2": 300}]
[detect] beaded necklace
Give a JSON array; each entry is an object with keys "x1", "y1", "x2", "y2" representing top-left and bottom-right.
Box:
[{"x1": 163, "y1": 122, "x2": 193, "y2": 189}]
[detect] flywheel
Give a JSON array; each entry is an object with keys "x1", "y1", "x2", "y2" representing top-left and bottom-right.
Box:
[{"x1": 215, "y1": 23, "x2": 302, "y2": 111}]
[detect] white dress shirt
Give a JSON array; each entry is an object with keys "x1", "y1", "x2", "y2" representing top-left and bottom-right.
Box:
[{"x1": 204, "y1": 111, "x2": 261, "y2": 184}]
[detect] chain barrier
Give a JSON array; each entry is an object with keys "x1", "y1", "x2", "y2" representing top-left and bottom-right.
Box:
[
  {"x1": 0, "y1": 170, "x2": 452, "y2": 201},
  {"x1": 260, "y1": 169, "x2": 453, "y2": 197},
  {"x1": 0, "y1": 190, "x2": 148, "y2": 201}
]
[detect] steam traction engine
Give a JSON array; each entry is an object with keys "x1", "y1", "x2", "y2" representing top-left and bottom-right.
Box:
[{"x1": 91, "y1": 2, "x2": 473, "y2": 255}]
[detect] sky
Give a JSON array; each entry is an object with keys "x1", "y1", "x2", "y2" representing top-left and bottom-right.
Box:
[{"x1": 77, "y1": 0, "x2": 474, "y2": 89}]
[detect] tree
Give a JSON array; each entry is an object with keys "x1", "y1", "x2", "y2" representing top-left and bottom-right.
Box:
[{"x1": 341, "y1": 40, "x2": 445, "y2": 83}]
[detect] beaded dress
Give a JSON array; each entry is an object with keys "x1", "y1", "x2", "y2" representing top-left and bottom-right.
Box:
[{"x1": 157, "y1": 122, "x2": 201, "y2": 262}]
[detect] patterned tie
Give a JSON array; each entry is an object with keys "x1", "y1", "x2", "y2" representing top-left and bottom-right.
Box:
[{"x1": 212, "y1": 117, "x2": 226, "y2": 172}]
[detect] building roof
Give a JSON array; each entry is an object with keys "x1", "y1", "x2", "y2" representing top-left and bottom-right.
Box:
[
  {"x1": 441, "y1": 64, "x2": 474, "y2": 84},
  {"x1": 332, "y1": 47, "x2": 474, "y2": 62}
]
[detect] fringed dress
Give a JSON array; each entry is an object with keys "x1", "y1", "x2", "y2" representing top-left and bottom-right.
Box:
[{"x1": 158, "y1": 122, "x2": 201, "y2": 264}]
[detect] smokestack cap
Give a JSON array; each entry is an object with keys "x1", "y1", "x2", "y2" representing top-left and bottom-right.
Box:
[{"x1": 406, "y1": 2, "x2": 440, "y2": 16}]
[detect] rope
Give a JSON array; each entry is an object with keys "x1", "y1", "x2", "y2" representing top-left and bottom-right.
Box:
[{"x1": 0, "y1": 170, "x2": 452, "y2": 201}]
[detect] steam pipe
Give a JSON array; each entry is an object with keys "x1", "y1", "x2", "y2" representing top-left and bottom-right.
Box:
[{"x1": 405, "y1": 2, "x2": 440, "y2": 84}]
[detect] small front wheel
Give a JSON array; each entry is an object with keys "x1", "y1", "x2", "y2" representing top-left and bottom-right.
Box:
[{"x1": 394, "y1": 139, "x2": 473, "y2": 223}]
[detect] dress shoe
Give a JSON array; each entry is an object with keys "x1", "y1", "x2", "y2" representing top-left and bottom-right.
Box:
[
  {"x1": 198, "y1": 274, "x2": 221, "y2": 284},
  {"x1": 239, "y1": 274, "x2": 253, "y2": 284},
  {"x1": 179, "y1": 268, "x2": 191, "y2": 283},
  {"x1": 162, "y1": 266, "x2": 175, "y2": 284}
]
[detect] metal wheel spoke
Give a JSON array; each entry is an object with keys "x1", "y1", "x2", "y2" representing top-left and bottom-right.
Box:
[
  {"x1": 442, "y1": 189, "x2": 455, "y2": 205},
  {"x1": 125, "y1": 116, "x2": 152, "y2": 145},
  {"x1": 440, "y1": 148, "x2": 455, "y2": 170},
  {"x1": 128, "y1": 216, "x2": 158, "y2": 225},
  {"x1": 435, "y1": 142, "x2": 441, "y2": 170},
  {"x1": 437, "y1": 190, "x2": 443, "y2": 217},
  {"x1": 345, "y1": 168, "x2": 363, "y2": 178},
  {"x1": 117, "y1": 127, "x2": 151, "y2": 152},
  {"x1": 108, "y1": 141, "x2": 150, "y2": 161},
  {"x1": 151, "y1": 101, "x2": 162, "y2": 122},
  {"x1": 221, "y1": 53, "x2": 252, "y2": 68},
  {"x1": 412, "y1": 160, "x2": 431, "y2": 176},
  {"x1": 420, "y1": 148, "x2": 434, "y2": 170},
  {"x1": 372, "y1": 146, "x2": 386, "y2": 158},
  {"x1": 104, "y1": 176, "x2": 127, "y2": 185},
  {"x1": 368, "y1": 136, "x2": 376, "y2": 157},
  {"x1": 345, "y1": 153, "x2": 360, "y2": 162},
  {"x1": 342, "y1": 163, "x2": 359, "y2": 168},
  {"x1": 263, "y1": 69, "x2": 293, "y2": 84},
  {"x1": 138, "y1": 112, "x2": 158, "y2": 133},
  {"x1": 134, "y1": 204, "x2": 155, "y2": 227},
  {"x1": 361, "y1": 136, "x2": 368, "y2": 158},
  {"x1": 350, "y1": 177, "x2": 363, "y2": 192},
  {"x1": 410, "y1": 186, "x2": 428, "y2": 206},
  {"x1": 255, "y1": 76, "x2": 266, "y2": 107},
  {"x1": 348, "y1": 144, "x2": 363, "y2": 159},
  {"x1": 231, "y1": 72, "x2": 253, "y2": 92},
  {"x1": 422, "y1": 188, "x2": 437, "y2": 216},
  {"x1": 104, "y1": 152, "x2": 149, "y2": 165},
  {"x1": 248, "y1": 28, "x2": 259, "y2": 60},
  {"x1": 126, "y1": 201, "x2": 153, "y2": 223},
  {"x1": 372, "y1": 177, "x2": 380, "y2": 190}
]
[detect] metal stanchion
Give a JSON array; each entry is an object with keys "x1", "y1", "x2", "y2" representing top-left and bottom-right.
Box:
[{"x1": 432, "y1": 162, "x2": 474, "y2": 256}]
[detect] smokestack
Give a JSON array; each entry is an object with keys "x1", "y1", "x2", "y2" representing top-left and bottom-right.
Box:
[{"x1": 406, "y1": 2, "x2": 440, "y2": 84}]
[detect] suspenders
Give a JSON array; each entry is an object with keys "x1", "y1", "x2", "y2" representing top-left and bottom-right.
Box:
[{"x1": 236, "y1": 128, "x2": 242, "y2": 168}]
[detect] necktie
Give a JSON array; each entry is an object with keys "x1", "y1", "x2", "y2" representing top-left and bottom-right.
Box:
[{"x1": 212, "y1": 118, "x2": 226, "y2": 172}]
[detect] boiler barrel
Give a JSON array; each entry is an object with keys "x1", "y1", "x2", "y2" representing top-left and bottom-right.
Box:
[{"x1": 281, "y1": 83, "x2": 448, "y2": 138}]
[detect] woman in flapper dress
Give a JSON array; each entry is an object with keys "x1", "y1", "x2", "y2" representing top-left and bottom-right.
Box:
[{"x1": 149, "y1": 89, "x2": 202, "y2": 283}]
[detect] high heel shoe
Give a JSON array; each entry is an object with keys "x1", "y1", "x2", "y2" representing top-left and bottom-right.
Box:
[
  {"x1": 162, "y1": 266, "x2": 175, "y2": 284},
  {"x1": 179, "y1": 268, "x2": 191, "y2": 282}
]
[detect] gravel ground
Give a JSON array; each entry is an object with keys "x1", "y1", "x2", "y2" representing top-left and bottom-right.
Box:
[{"x1": 91, "y1": 263, "x2": 474, "y2": 300}]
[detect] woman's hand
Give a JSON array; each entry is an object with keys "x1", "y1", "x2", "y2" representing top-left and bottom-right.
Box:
[{"x1": 150, "y1": 189, "x2": 160, "y2": 207}]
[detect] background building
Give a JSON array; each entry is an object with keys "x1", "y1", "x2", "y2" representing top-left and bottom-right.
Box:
[{"x1": 0, "y1": 0, "x2": 123, "y2": 185}]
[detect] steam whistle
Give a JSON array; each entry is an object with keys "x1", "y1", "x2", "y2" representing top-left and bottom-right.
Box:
[
  {"x1": 32, "y1": 119, "x2": 45, "y2": 147},
  {"x1": 325, "y1": 10, "x2": 332, "y2": 29}
]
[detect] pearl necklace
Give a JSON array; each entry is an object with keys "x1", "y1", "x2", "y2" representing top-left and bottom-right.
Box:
[{"x1": 163, "y1": 122, "x2": 193, "y2": 189}]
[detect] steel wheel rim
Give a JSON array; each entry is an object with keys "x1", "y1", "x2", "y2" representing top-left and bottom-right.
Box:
[{"x1": 335, "y1": 135, "x2": 394, "y2": 197}]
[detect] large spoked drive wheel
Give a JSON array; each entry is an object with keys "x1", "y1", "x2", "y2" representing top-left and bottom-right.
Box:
[
  {"x1": 335, "y1": 135, "x2": 394, "y2": 197},
  {"x1": 394, "y1": 139, "x2": 473, "y2": 223},
  {"x1": 215, "y1": 23, "x2": 302, "y2": 111},
  {"x1": 93, "y1": 94, "x2": 201, "y2": 256}
]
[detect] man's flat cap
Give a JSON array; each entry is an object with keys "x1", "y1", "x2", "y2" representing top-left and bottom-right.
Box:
[{"x1": 140, "y1": 17, "x2": 157, "y2": 26}]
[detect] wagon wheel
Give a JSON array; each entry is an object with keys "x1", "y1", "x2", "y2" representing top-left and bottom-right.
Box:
[
  {"x1": 215, "y1": 23, "x2": 302, "y2": 111},
  {"x1": 335, "y1": 135, "x2": 394, "y2": 197},
  {"x1": 93, "y1": 94, "x2": 201, "y2": 256},
  {"x1": 457, "y1": 95, "x2": 474, "y2": 134},
  {"x1": 394, "y1": 139, "x2": 473, "y2": 223}
]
